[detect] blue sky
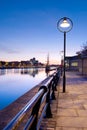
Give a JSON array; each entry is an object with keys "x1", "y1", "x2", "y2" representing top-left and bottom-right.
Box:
[{"x1": 0, "y1": 0, "x2": 87, "y2": 64}]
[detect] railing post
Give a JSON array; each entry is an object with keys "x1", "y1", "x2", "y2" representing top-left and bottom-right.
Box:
[
  {"x1": 51, "y1": 79, "x2": 56, "y2": 100},
  {"x1": 53, "y1": 74, "x2": 58, "y2": 91},
  {"x1": 51, "y1": 70, "x2": 60, "y2": 100},
  {"x1": 28, "y1": 97, "x2": 42, "y2": 130},
  {"x1": 45, "y1": 83, "x2": 52, "y2": 118},
  {"x1": 28, "y1": 87, "x2": 47, "y2": 130}
]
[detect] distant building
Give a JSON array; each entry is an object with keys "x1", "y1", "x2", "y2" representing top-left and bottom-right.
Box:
[
  {"x1": 65, "y1": 56, "x2": 79, "y2": 71},
  {"x1": 78, "y1": 55, "x2": 87, "y2": 75},
  {"x1": 21, "y1": 61, "x2": 32, "y2": 67},
  {"x1": 0, "y1": 58, "x2": 44, "y2": 68},
  {"x1": 30, "y1": 57, "x2": 38, "y2": 66},
  {"x1": 65, "y1": 55, "x2": 87, "y2": 75}
]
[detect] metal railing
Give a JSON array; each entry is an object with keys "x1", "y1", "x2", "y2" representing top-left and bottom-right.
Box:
[{"x1": 4, "y1": 69, "x2": 61, "y2": 130}]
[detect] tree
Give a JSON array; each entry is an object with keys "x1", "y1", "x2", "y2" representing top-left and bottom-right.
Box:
[{"x1": 76, "y1": 42, "x2": 87, "y2": 56}]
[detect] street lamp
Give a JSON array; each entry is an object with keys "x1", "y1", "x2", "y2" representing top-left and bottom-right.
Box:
[{"x1": 57, "y1": 17, "x2": 73, "y2": 92}]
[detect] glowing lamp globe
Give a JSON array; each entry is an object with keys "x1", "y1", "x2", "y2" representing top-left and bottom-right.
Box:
[{"x1": 57, "y1": 17, "x2": 73, "y2": 33}]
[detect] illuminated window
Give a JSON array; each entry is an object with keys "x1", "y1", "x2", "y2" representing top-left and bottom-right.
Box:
[{"x1": 71, "y1": 62, "x2": 78, "y2": 66}]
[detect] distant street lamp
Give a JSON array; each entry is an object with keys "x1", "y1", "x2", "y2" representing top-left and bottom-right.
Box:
[
  {"x1": 60, "y1": 50, "x2": 64, "y2": 76},
  {"x1": 57, "y1": 17, "x2": 73, "y2": 92}
]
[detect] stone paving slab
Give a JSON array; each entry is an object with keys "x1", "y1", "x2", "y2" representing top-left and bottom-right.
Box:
[
  {"x1": 57, "y1": 109, "x2": 77, "y2": 117},
  {"x1": 56, "y1": 127, "x2": 84, "y2": 130},
  {"x1": 56, "y1": 117, "x2": 87, "y2": 127},
  {"x1": 56, "y1": 71, "x2": 87, "y2": 130}
]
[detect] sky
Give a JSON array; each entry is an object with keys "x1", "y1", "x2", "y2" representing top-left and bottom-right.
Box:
[{"x1": 0, "y1": 0, "x2": 87, "y2": 64}]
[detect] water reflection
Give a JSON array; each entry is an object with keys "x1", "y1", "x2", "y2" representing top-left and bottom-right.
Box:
[
  {"x1": 21, "y1": 68, "x2": 38, "y2": 77},
  {"x1": 0, "y1": 69, "x2": 14, "y2": 75},
  {"x1": 0, "y1": 68, "x2": 55, "y2": 77},
  {"x1": 0, "y1": 69, "x2": 6, "y2": 75},
  {"x1": 0, "y1": 68, "x2": 43, "y2": 77}
]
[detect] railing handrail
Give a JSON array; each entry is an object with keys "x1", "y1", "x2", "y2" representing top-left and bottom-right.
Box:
[
  {"x1": 4, "y1": 89, "x2": 45, "y2": 130},
  {"x1": 4, "y1": 69, "x2": 61, "y2": 130}
]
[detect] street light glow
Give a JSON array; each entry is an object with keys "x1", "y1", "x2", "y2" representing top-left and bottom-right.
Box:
[
  {"x1": 60, "y1": 19, "x2": 70, "y2": 28},
  {"x1": 57, "y1": 17, "x2": 73, "y2": 33}
]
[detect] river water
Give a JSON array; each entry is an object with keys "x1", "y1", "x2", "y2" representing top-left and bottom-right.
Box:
[
  {"x1": 0, "y1": 68, "x2": 53, "y2": 110},
  {"x1": 0, "y1": 68, "x2": 54, "y2": 110}
]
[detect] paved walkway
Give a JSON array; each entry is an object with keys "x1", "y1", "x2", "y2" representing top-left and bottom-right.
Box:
[{"x1": 56, "y1": 71, "x2": 87, "y2": 130}]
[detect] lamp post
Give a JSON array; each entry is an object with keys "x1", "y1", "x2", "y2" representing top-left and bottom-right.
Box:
[{"x1": 57, "y1": 17, "x2": 73, "y2": 93}]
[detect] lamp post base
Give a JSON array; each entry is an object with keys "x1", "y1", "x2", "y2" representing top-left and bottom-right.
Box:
[{"x1": 63, "y1": 75, "x2": 66, "y2": 93}]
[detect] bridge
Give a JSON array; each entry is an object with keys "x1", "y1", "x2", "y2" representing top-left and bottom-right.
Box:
[{"x1": 0, "y1": 69, "x2": 87, "y2": 130}]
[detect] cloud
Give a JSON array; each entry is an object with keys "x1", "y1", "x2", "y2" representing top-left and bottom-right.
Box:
[
  {"x1": 35, "y1": 50, "x2": 58, "y2": 54},
  {"x1": 0, "y1": 44, "x2": 20, "y2": 54}
]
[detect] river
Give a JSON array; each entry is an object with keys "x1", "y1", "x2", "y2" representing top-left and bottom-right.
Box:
[{"x1": 0, "y1": 68, "x2": 54, "y2": 110}]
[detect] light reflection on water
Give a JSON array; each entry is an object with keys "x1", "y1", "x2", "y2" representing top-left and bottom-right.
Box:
[{"x1": 0, "y1": 68, "x2": 52, "y2": 110}]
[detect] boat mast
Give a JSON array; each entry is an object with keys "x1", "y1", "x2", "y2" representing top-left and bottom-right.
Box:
[{"x1": 47, "y1": 53, "x2": 49, "y2": 66}]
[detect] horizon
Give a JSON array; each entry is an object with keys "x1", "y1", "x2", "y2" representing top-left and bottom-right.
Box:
[{"x1": 0, "y1": 57, "x2": 60, "y2": 65}]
